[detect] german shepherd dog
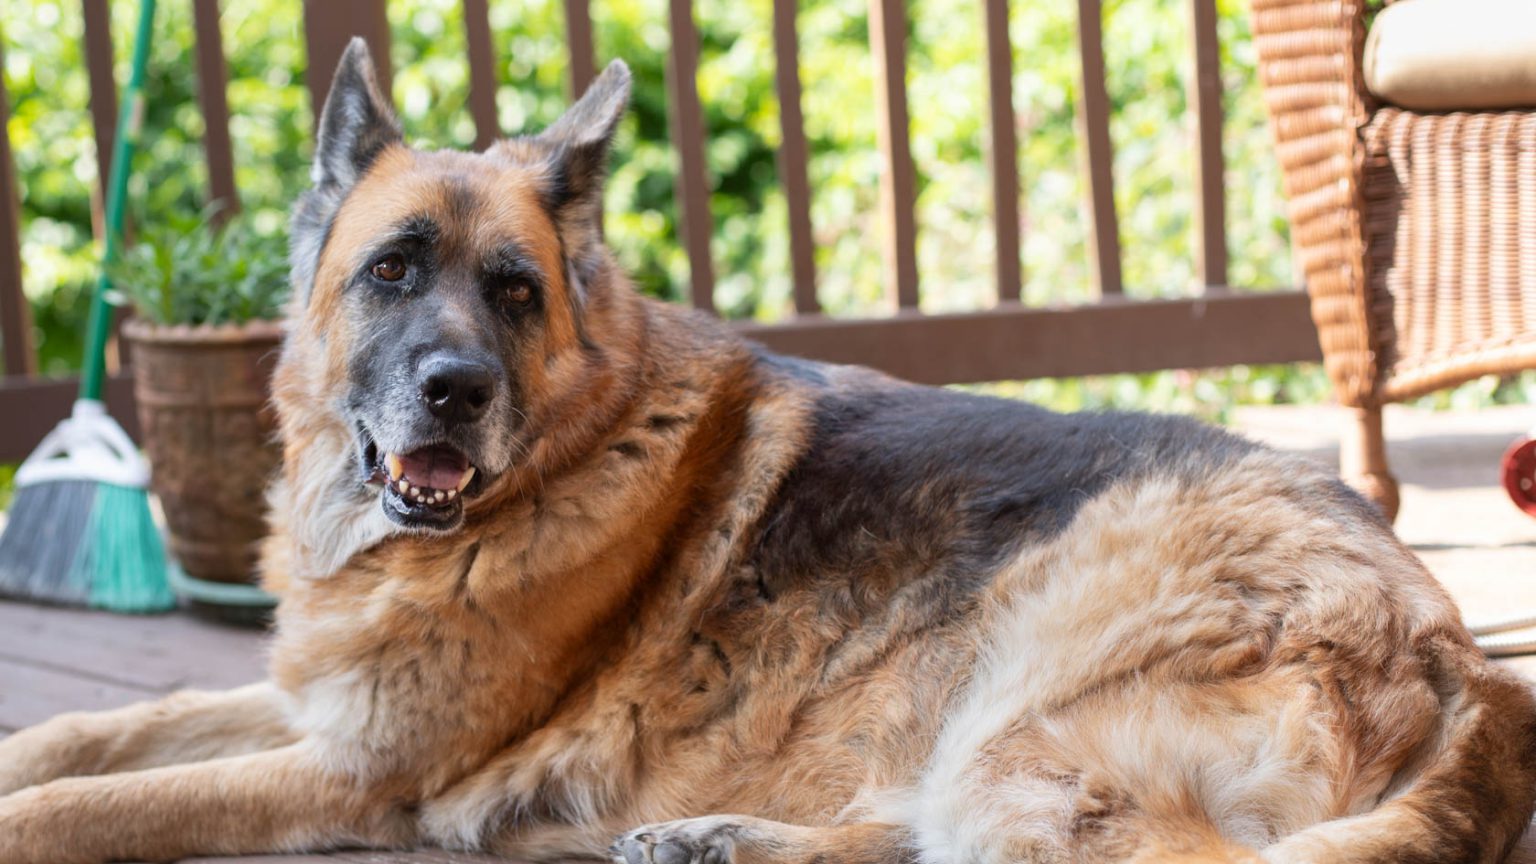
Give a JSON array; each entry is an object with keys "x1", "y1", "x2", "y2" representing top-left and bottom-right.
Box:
[{"x1": 2, "y1": 40, "x2": 1534, "y2": 864}]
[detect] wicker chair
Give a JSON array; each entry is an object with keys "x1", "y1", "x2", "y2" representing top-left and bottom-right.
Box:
[{"x1": 1250, "y1": 0, "x2": 1536, "y2": 522}]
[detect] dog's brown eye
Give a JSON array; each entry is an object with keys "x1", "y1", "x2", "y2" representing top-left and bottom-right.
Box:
[
  {"x1": 507, "y1": 282, "x2": 533, "y2": 304},
  {"x1": 371, "y1": 254, "x2": 407, "y2": 282}
]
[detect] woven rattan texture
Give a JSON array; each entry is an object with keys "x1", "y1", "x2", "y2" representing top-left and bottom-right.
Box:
[
  {"x1": 1363, "y1": 109, "x2": 1536, "y2": 401},
  {"x1": 1252, "y1": 0, "x2": 1536, "y2": 406}
]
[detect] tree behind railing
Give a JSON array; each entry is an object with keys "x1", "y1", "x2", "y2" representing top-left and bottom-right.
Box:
[{"x1": 0, "y1": 0, "x2": 1321, "y2": 463}]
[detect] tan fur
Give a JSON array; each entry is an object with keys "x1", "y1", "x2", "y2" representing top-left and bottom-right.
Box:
[{"x1": 2, "y1": 90, "x2": 1533, "y2": 864}]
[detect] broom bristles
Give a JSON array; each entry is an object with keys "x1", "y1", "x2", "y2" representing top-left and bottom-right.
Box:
[
  {"x1": 71, "y1": 483, "x2": 174, "y2": 612},
  {"x1": 0, "y1": 480, "x2": 173, "y2": 612},
  {"x1": 0, "y1": 480, "x2": 96, "y2": 604}
]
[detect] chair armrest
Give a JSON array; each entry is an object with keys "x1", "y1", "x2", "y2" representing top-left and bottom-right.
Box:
[{"x1": 1251, "y1": 0, "x2": 1379, "y2": 405}]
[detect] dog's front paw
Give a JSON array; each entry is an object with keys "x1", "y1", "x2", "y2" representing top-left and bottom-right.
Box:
[{"x1": 611, "y1": 817, "x2": 736, "y2": 864}]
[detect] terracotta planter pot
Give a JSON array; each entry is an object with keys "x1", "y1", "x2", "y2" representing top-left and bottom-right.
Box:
[{"x1": 123, "y1": 319, "x2": 284, "y2": 585}]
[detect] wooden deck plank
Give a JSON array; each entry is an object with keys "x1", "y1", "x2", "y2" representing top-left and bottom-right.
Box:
[
  {"x1": 177, "y1": 853, "x2": 514, "y2": 863},
  {"x1": 334, "y1": 851, "x2": 519, "y2": 862},
  {"x1": 0, "y1": 603, "x2": 266, "y2": 692},
  {"x1": 0, "y1": 655, "x2": 155, "y2": 732},
  {"x1": 178, "y1": 857, "x2": 353, "y2": 863}
]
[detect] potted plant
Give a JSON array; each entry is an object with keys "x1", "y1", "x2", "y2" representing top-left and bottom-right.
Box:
[{"x1": 111, "y1": 212, "x2": 287, "y2": 588}]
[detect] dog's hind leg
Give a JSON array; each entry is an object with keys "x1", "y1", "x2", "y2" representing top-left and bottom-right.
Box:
[
  {"x1": 611, "y1": 816, "x2": 914, "y2": 864},
  {"x1": 0, "y1": 682, "x2": 295, "y2": 795}
]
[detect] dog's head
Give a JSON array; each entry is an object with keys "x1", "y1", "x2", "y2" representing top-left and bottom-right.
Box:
[{"x1": 287, "y1": 39, "x2": 631, "y2": 534}]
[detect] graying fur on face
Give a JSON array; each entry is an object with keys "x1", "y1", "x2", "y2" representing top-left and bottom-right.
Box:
[{"x1": 290, "y1": 38, "x2": 402, "y2": 305}]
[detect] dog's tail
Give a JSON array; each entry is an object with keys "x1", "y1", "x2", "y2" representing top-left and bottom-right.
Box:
[{"x1": 1256, "y1": 636, "x2": 1536, "y2": 864}]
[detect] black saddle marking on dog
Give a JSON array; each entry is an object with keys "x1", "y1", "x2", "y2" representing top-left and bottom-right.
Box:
[{"x1": 745, "y1": 365, "x2": 1261, "y2": 619}]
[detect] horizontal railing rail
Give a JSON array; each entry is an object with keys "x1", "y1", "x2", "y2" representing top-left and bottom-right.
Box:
[{"x1": 0, "y1": 0, "x2": 1321, "y2": 463}]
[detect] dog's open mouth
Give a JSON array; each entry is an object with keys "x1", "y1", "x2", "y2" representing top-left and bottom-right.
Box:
[{"x1": 359, "y1": 431, "x2": 481, "y2": 530}]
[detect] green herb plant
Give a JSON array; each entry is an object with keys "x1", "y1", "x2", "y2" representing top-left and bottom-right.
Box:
[{"x1": 109, "y1": 209, "x2": 288, "y2": 327}]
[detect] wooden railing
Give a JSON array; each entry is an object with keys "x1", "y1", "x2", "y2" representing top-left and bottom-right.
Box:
[{"x1": 0, "y1": 0, "x2": 1323, "y2": 462}]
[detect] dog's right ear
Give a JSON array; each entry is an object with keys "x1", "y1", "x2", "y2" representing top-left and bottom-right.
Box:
[{"x1": 290, "y1": 38, "x2": 401, "y2": 304}]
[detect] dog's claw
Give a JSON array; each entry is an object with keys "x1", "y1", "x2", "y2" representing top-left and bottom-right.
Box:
[{"x1": 614, "y1": 822, "x2": 731, "y2": 864}]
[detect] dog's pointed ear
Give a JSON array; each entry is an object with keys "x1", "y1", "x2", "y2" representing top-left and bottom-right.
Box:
[
  {"x1": 291, "y1": 38, "x2": 401, "y2": 304},
  {"x1": 312, "y1": 38, "x2": 401, "y2": 188},
  {"x1": 537, "y1": 59, "x2": 631, "y2": 227}
]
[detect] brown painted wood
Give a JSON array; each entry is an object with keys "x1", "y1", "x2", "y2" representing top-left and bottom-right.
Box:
[
  {"x1": 665, "y1": 0, "x2": 716, "y2": 312},
  {"x1": 193, "y1": 0, "x2": 240, "y2": 217},
  {"x1": 0, "y1": 655, "x2": 156, "y2": 733},
  {"x1": 0, "y1": 373, "x2": 137, "y2": 462},
  {"x1": 1187, "y1": 0, "x2": 1227, "y2": 290},
  {"x1": 183, "y1": 852, "x2": 518, "y2": 863},
  {"x1": 563, "y1": 0, "x2": 597, "y2": 99},
  {"x1": 303, "y1": 0, "x2": 393, "y2": 127},
  {"x1": 178, "y1": 848, "x2": 357, "y2": 854},
  {"x1": 462, "y1": 0, "x2": 500, "y2": 151},
  {"x1": 81, "y1": 0, "x2": 118, "y2": 240},
  {"x1": 176, "y1": 848, "x2": 359, "y2": 854},
  {"x1": 1075, "y1": 0, "x2": 1122, "y2": 296},
  {"x1": 0, "y1": 603, "x2": 266, "y2": 693},
  {"x1": 739, "y1": 289, "x2": 1320, "y2": 385},
  {"x1": 334, "y1": 851, "x2": 516, "y2": 863},
  {"x1": 0, "y1": 290, "x2": 1317, "y2": 460},
  {"x1": 772, "y1": 0, "x2": 818, "y2": 314},
  {"x1": 0, "y1": 43, "x2": 35, "y2": 378},
  {"x1": 983, "y1": 0, "x2": 1022, "y2": 303},
  {"x1": 868, "y1": 0, "x2": 920, "y2": 309}
]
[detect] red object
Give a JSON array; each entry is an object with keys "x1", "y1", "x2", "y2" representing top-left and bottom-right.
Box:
[{"x1": 1501, "y1": 437, "x2": 1536, "y2": 517}]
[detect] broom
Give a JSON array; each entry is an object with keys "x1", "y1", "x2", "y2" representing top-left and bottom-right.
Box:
[{"x1": 0, "y1": 0, "x2": 172, "y2": 612}]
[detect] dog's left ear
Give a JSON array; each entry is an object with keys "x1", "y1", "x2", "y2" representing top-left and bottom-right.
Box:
[{"x1": 537, "y1": 60, "x2": 631, "y2": 237}]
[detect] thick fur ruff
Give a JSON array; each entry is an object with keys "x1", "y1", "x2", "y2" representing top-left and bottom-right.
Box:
[{"x1": 2, "y1": 42, "x2": 1533, "y2": 864}]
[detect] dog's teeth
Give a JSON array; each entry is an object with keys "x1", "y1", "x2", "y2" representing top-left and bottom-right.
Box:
[
  {"x1": 385, "y1": 452, "x2": 404, "y2": 481},
  {"x1": 397, "y1": 479, "x2": 409, "y2": 493},
  {"x1": 446, "y1": 489, "x2": 457, "y2": 500},
  {"x1": 434, "y1": 490, "x2": 445, "y2": 502},
  {"x1": 457, "y1": 466, "x2": 476, "y2": 492},
  {"x1": 409, "y1": 486, "x2": 420, "y2": 497}
]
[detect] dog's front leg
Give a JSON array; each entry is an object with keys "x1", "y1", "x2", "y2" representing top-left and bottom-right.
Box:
[
  {"x1": 0, "y1": 682, "x2": 295, "y2": 796},
  {"x1": 0, "y1": 743, "x2": 415, "y2": 864}
]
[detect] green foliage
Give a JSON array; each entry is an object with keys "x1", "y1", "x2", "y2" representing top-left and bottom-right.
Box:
[
  {"x1": 4, "y1": 0, "x2": 1295, "y2": 352},
  {"x1": 0, "y1": 0, "x2": 1514, "y2": 417},
  {"x1": 109, "y1": 211, "x2": 288, "y2": 326}
]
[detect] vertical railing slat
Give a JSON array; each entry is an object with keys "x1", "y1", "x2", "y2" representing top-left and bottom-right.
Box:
[
  {"x1": 563, "y1": 0, "x2": 597, "y2": 98},
  {"x1": 0, "y1": 43, "x2": 35, "y2": 378},
  {"x1": 869, "y1": 0, "x2": 920, "y2": 309},
  {"x1": 463, "y1": 0, "x2": 500, "y2": 150},
  {"x1": 1075, "y1": 0, "x2": 1122, "y2": 296},
  {"x1": 772, "y1": 0, "x2": 818, "y2": 315},
  {"x1": 193, "y1": 0, "x2": 240, "y2": 217},
  {"x1": 81, "y1": 0, "x2": 133, "y2": 370},
  {"x1": 983, "y1": 0, "x2": 1022, "y2": 303},
  {"x1": 302, "y1": 0, "x2": 393, "y2": 125},
  {"x1": 1187, "y1": 0, "x2": 1227, "y2": 290},
  {"x1": 665, "y1": 0, "x2": 716, "y2": 312},
  {"x1": 81, "y1": 0, "x2": 118, "y2": 242}
]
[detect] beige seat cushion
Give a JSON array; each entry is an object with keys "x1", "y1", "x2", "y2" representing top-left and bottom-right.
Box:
[{"x1": 1364, "y1": 0, "x2": 1536, "y2": 111}]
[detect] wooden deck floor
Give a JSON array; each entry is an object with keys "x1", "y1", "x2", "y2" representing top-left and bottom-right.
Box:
[{"x1": 3, "y1": 403, "x2": 1536, "y2": 862}]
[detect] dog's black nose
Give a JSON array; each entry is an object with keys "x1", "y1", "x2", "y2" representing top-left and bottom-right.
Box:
[{"x1": 418, "y1": 355, "x2": 494, "y2": 424}]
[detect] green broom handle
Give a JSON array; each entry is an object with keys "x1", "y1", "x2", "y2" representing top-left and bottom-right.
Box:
[{"x1": 80, "y1": 0, "x2": 156, "y2": 403}]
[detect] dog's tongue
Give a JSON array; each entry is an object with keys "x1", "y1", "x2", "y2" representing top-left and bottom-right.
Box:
[{"x1": 398, "y1": 446, "x2": 470, "y2": 491}]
